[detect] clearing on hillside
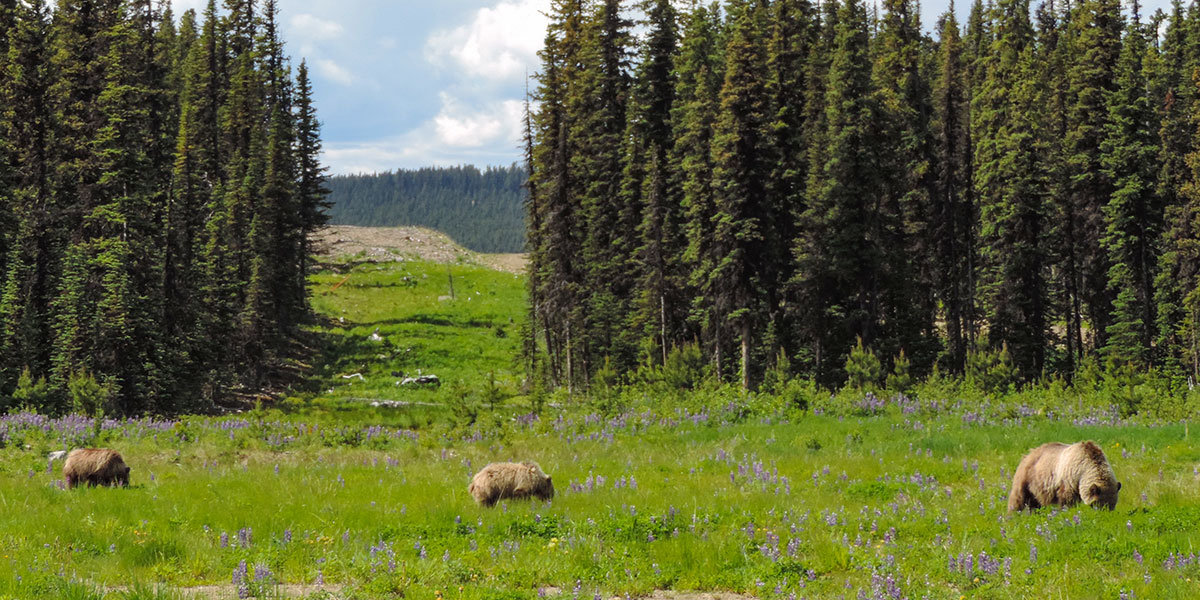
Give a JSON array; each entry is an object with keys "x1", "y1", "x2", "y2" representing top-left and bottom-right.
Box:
[{"x1": 312, "y1": 225, "x2": 526, "y2": 274}]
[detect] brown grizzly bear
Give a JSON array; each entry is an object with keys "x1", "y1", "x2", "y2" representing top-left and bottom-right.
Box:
[
  {"x1": 63, "y1": 448, "x2": 131, "y2": 489},
  {"x1": 1007, "y1": 441, "x2": 1120, "y2": 512},
  {"x1": 468, "y1": 461, "x2": 554, "y2": 507}
]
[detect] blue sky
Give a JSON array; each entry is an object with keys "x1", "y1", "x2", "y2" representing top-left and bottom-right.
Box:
[{"x1": 169, "y1": 1, "x2": 1172, "y2": 175}]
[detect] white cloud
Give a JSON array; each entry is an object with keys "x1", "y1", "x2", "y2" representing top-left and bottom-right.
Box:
[
  {"x1": 315, "y1": 59, "x2": 355, "y2": 86},
  {"x1": 290, "y1": 14, "x2": 346, "y2": 41},
  {"x1": 426, "y1": 0, "x2": 549, "y2": 82},
  {"x1": 168, "y1": 0, "x2": 207, "y2": 15},
  {"x1": 322, "y1": 96, "x2": 525, "y2": 174},
  {"x1": 433, "y1": 94, "x2": 524, "y2": 149}
]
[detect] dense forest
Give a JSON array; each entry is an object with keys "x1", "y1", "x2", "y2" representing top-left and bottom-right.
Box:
[
  {"x1": 0, "y1": 0, "x2": 329, "y2": 415},
  {"x1": 525, "y1": 0, "x2": 1200, "y2": 391},
  {"x1": 327, "y1": 165, "x2": 526, "y2": 254}
]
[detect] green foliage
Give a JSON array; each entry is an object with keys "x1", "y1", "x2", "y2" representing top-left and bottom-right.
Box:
[
  {"x1": 886, "y1": 349, "x2": 912, "y2": 394},
  {"x1": 965, "y1": 340, "x2": 1019, "y2": 394},
  {"x1": 12, "y1": 367, "x2": 52, "y2": 411},
  {"x1": 843, "y1": 337, "x2": 882, "y2": 391},
  {"x1": 0, "y1": 1, "x2": 328, "y2": 415},
  {"x1": 326, "y1": 166, "x2": 526, "y2": 254},
  {"x1": 66, "y1": 370, "x2": 114, "y2": 418}
]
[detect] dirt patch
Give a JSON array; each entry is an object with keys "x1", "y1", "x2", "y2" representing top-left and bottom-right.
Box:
[
  {"x1": 174, "y1": 584, "x2": 339, "y2": 599},
  {"x1": 642, "y1": 593, "x2": 754, "y2": 600},
  {"x1": 540, "y1": 588, "x2": 753, "y2": 600},
  {"x1": 312, "y1": 225, "x2": 526, "y2": 274}
]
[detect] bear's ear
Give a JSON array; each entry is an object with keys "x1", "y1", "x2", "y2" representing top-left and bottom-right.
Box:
[{"x1": 1117, "y1": 482, "x2": 1122, "y2": 491}]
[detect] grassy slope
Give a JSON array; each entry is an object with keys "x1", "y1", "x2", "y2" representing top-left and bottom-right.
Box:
[
  {"x1": 306, "y1": 258, "x2": 526, "y2": 408},
  {"x1": 1, "y1": 259, "x2": 1200, "y2": 599}
]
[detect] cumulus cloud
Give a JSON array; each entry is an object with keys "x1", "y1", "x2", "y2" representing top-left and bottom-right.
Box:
[
  {"x1": 290, "y1": 14, "x2": 346, "y2": 41},
  {"x1": 315, "y1": 59, "x2": 355, "y2": 86},
  {"x1": 323, "y1": 95, "x2": 525, "y2": 174},
  {"x1": 426, "y1": 0, "x2": 549, "y2": 81},
  {"x1": 433, "y1": 94, "x2": 524, "y2": 148}
]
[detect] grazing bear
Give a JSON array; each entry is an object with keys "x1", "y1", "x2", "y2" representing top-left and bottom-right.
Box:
[
  {"x1": 63, "y1": 448, "x2": 131, "y2": 489},
  {"x1": 1007, "y1": 441, "x2": 1120, "y2": 512},
  {"x1": 468, "y1": 461, "x2": 554, "y2": 507}
]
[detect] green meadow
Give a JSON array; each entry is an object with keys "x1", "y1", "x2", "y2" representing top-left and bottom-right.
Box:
[{"x1": 1, "y1": 258, "x2": 1199, "y2": 600}]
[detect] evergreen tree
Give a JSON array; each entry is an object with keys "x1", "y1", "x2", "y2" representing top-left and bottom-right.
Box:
[
  {"x1": 795, "y1": 0, "x2": 894, "y2": 386},
  {"x1": 973, "y1": 0, "x2": 1050, "y2": 379},
  {"x1": 673, "y1": 2, "x2": 725, "y2": 374},
  {"x1": 1154, "y1": 0, "x2": 1198, "y2": 376},
  {"x1": 873, "y1": 0, "x2": 938, "y2": 371},
  {"x1": 1099, "y1": 3, "x2": 1161, "y2": 367},
  {"x1": 626, "y1": 0, "x2": 683, "y2": 367},
  {"x1": 1062, "y1": 0, "x2": 1123, "y2": 353},
  {"x1": 708, "y1": 0, "x2": 773, "y2": 389},
  {"x1": 293, "y1": 60, "x2": 330, "y2": 310},
  {"x1": 0, "y1": 0, "x2": 54, "y2": 395},
  {"x1": 575, "y1": 0, "x2": 633, "y2": 377},
  {"x1": 931, "y1": 5, "x2": 975, "y2": 371},
  {"x1": 529, "y1": 0, "x2": 587, "y2": 390}
]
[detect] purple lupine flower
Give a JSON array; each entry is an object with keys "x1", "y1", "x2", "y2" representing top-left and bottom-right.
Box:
[
  {"x1": 1133, "y1": 548, "x2": 1143, "y2": 566},
  {"x1": 232, "y1": 560, "x2": 250, "y2": 599}
]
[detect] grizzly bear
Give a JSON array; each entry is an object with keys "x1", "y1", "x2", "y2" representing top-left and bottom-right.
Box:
[
  {"x1": 468, "y1": 461, "x2": 554, "y2": 507},
  {"x1": 1007, "y1": 441, "x2": 1120, "y2": 512},
  {"x1": 63, "y1": 448, "x2": 131, "y2": 489}
]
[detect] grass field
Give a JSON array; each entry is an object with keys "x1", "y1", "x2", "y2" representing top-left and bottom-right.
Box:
[{"x1": 2, "y1": 257, "x2": 1200, "y2": 600}]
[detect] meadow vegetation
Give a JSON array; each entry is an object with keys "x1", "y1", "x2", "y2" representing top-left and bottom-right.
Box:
[{"x1": 2, "y1": 258, "x2": 1200, "y2": 600}]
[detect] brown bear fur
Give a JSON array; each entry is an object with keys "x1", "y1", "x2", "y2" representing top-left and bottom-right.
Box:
[
  {"x1": 1007, "y1": 441, "x2": 1120, "y2": 512},
  {"x1": 63, "y1": 448, "x2": 131, "y2": 489},
  {"x1": 468, "y1": 461, "x2": 554, "y2": 507}
]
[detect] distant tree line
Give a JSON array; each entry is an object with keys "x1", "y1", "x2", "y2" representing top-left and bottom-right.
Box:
[
  {"x1": 0, "y1": 0, "x2": 329, "y2": 415},
  {"x1": 525, "y1": 0, "x2": 1200, "y2": 391},
  {"x1": 326, "y1": 165, "x2": 528, "y2": 254}
]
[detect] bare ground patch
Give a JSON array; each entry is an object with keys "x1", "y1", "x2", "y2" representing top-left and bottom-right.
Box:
[{"x1": 312, "y1": 225, "x2": 526, "y2": 274}]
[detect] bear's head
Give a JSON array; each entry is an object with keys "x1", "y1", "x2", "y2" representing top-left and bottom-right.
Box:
[
  {"x1": 523, "y1": 462, "x2": 554, "y2": 501},
  {"x1": 1085, "y1": 479, "x2": 1120, "y2": 510}
]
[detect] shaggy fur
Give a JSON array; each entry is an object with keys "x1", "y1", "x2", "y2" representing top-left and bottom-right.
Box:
[
  {"x1": 468, "y1": 461, "x2": 554, "y2": 507},
  {"x1": 63, "y1": 448, "x2": 131, "y2": 489},
  {"x1": 1007, "y1": 441, "x2": 1120, "y2": 512}
]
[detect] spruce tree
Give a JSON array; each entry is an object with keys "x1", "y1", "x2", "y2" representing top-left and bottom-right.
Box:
[
  {"x1": 1062, "y1": 0, "x2": 1123, "y2": 353},
  {"x1": 708, "y1": 0, "x2": 774, "y2": 389},
  {"x1": 0, "y1": 0, "x2": 53, "y2": 396},
  {"x1": 973, "y1": 0, "x2": 1050, "y2": 379},
  {"x1": 795, "y1": 0, "x2": 893, "y2": 386},
  {"x1": 626, "y1": 0, "x2": 682, "y2": 367},
  {"x1": 673, "y1": 2, "x2": 725, "y2": 374},
  {"x1": 575, "y1": 0, "x2": 633, "y2": 377},
  {"x1": 873, "y1": 0, "x2": 938, "y2": 372},
  {"x1": 931, "y1": 5, "x2": 975, "y2": 371},
  {"x1": 1099, "y1": 4, "x2": 1160, "y2": 367}
]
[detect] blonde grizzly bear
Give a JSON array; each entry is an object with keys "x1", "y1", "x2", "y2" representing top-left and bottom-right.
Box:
[
  {"x1": 63, "y1": 448, "x2": 131, "y2": 489},
  {"x1": 1007, "y1": 441, "x2": 1120, "y2": 512},
  {"x1": 468, "y1": 461, "x2": 554, "y2": 507}
]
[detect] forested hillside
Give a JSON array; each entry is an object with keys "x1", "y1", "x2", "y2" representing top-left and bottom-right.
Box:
[
  {"x1": 526, "y1": 0, "x2": 1200, "y2": 391},
  {"x1": 327, "y1": 165, "x2": 526, "y2": 253},
  {"x1": 0, "y1": 0, "x2": 328, "y2": 415}
]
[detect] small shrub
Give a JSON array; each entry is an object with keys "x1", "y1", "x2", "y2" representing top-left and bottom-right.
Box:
[
  {"x1": 886, "y1": 350, "x2": 913, "y2": 394},
  {"x1": 68, "y1": 369, "x2": 115, "y2": 418},
  {"x1": 13, "y1": 367, "x2": 54, "y2": 412},
  {"x1": 844, "y1": 337, "x2": 882, "y2": 391}
]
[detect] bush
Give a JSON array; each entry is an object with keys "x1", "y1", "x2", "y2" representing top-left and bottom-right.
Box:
[
  {"x1": 12, "y1": 367, "x2": 54, "y2": 413},
  {"x1": 67, "y1": 369, "x2": 115, "y2": 418},
  {"x1": 844, "y1": 337, "x2": 882, "y2": 391},
  {"x1": 886, "y1": 350, "x2": 913, "y2": 394}
]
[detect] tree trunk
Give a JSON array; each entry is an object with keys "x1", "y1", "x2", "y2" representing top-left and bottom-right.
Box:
[{"x1": 740, "y1": 321, "x2": 750, "y2": 391}]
